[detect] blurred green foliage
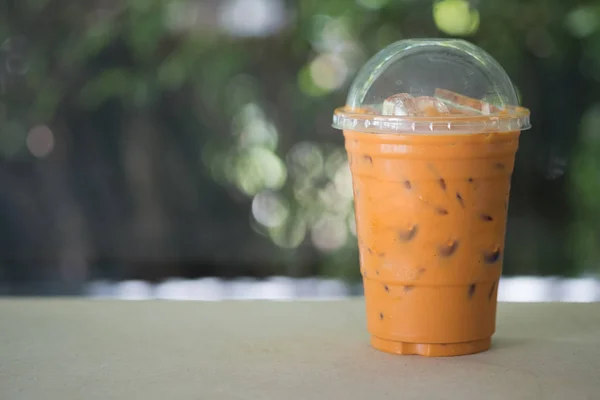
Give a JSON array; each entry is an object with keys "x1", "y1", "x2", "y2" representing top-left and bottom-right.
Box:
[{"x1": 0, "y1": 0, "x2": 599, "y2": 291}]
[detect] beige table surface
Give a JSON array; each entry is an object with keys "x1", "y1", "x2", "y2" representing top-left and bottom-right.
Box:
[{"x1": 0, "y1": 300, "x2": 599, "y2": 400}]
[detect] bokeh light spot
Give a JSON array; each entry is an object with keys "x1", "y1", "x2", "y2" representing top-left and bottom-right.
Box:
[
  {"x1": 325, "y1": 148, "x2": 347, "y2": 178},
  {"x1": 319, "y1": 182, "x2": 348, "y2": 213},
  {"x1": 433, "y1": 0, "x2": 480, "y2": 37},
  {"x1": 309, "y1": 54, "x2": 348, "y2": 92},
  {"x1": 298, "y1": 66, "x2": 328, "y2": 97},
  {"x1": 333, "y1": 162, "x2": 353, "y2": 200},
  {"x1": 26, "y1": 125, "x2": 55, "y2": 158},
  {"x1": 269, "y1": 215, "x2": 306, "y2": 249},
  {"x1": 565, "y1": 6, "x2": 599, "y2": 38},
  {"x1": 311, "y1": 215, "x2": 348, "y2": 252},
  {"x1": 235, "y1": 147, "x2": 287, "y2": 195},
  {"x1": 234, "y1": 103, "x2": 279, "y2": 150},
  {"x1": 218, "y1": 0, "x2": 286, "y2": 37},
  {"x1": 287, "y1": 142, "x2": 324, "y2": 182},
  {"x1": 252, "y1": 191, "x2": 289, "y2": 228}
]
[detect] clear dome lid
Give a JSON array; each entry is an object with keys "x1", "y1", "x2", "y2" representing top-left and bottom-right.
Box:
[{"x1": 332, "y1": 39, "x2": 531, "y2": 135}]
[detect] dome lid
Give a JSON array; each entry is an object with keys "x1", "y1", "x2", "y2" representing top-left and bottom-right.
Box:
[{"x1": 332, "y1": 39, "x2": 530, "y2": 134}]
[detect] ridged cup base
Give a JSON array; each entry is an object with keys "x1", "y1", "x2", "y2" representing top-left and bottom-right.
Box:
[{"x1": 371, "y1": 335, "x2": 491, "y2": 357}]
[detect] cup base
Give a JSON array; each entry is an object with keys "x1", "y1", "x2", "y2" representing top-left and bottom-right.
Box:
[{"x1": 370, "y1": 335, "x2": 491, "y2": 357}]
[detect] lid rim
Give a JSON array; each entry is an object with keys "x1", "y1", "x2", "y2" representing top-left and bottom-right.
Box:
[
  {"x1": 332, "y1": 107, "x2": 531, "y2": 134},
  {"x1": 334, "y1": 106, "x2": 530, "y2": 120}
]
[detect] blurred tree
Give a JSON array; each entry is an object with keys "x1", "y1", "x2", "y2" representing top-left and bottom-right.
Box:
[{"x1": 0, "y1": 0, "x2": 598, "y2": 294}]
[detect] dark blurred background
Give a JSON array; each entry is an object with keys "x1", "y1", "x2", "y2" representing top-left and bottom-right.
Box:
[{"x1": 1, "y1": 0, "x2": 599, "y2": 296}]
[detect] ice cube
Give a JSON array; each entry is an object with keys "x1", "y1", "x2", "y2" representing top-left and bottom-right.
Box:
[
  {"x1": 413, "y1": 96, "x2": 450, "y2": 117},
  {"x1": 382, "y1": 93, "x2": 418, "y2": 116},
  {"x1": 434, "y1": 88, "x2": 499, "y2": 115},
  {"x1": 382, "y1": 94, "x2": 450, "y2": 117}
]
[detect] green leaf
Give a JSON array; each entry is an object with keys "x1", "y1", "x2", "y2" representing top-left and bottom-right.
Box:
[
  {"x1": 33, "y1": 79, "x2": 62, "y2": 121},
  {"x1": 78, "y1": 68, "x2": 133, "y2": 108},
  {"x1": 127, "y1": 6, "x2": 165, "y2": 62},
  {"x1": 157, "y1": 54, "x2": 186, "y2": 90}
]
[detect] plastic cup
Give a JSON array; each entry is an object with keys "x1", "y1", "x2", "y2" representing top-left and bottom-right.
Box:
[{"x1": 332, "y1": 39, "x2": 531, "y2": 357}]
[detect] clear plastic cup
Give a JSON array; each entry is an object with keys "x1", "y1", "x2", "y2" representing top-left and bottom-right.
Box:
[{"x1": 332, "y1": 39, "x2": 531, "y2": 357}]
